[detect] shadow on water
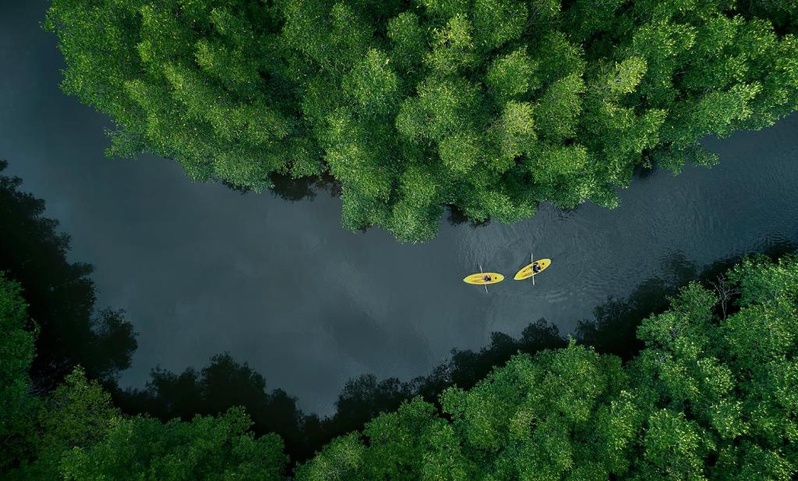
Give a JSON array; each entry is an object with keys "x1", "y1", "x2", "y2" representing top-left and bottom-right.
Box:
[
  {"x1": 222, "y1": 172, "x2": 342, "y2": 202},
  {"x1": 234, "y1": 171, "x2": 593, "y2": 231},
  {"x1": 110, "y1": 353, "x2": 310, "y2": 460},
  {"x1": 577, "y1": 238, "x2": 798, "y2": 361},
  {"x1": 268, "y1": 173, "x2": 318, "y2": 201},
  {"x1": 0, "y1": 160, "x2": 138, "y2": 393},
  {"x1": 226, "y1": 169, "x2": 553, "y2": 231},
  {"x1": 632, "y1": 161, "x2": 657, "y2": 180},
  {"x1": 222, "y1": 174, "x2": 318, "y2": 201},
  {"x1": 698, "y1": 236, "x2": 798, "y2": 284},
  {"x1": 445, "y1": 201, "x2": 579, "y2": 228},
  {"x1": 445, "y1": 204, "x2": 492, "y2": 228},
  {"x1": 575, "y1": 251, "x2": 698, "y2": 361}
]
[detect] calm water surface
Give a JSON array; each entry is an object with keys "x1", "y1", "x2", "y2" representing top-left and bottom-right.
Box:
[{"x1": 2, "y1": 0, "x2": 797, "y2": 414}]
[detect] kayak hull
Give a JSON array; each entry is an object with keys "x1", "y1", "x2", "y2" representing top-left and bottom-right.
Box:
[
  {"x1": 513, "y1": 259, "x2": 552, "y2": 280},
  {"x1": 463, "y1": 273, "x2": 505, "y2": 285}
]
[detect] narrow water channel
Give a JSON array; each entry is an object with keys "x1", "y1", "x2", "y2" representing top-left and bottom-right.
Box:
[{"x1": 2, "y1": 0, "x2": 797, "y2": 414}]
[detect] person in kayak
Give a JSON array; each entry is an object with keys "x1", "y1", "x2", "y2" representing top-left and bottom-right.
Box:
[
  {"x1": 483, "y1": 274, "x2": 492, "y2": 282},
  {"x1": 532, "y1": 262, "x2": 541, "y2": 274}
]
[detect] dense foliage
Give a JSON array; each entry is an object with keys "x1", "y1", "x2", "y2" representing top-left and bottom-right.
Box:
[
  {"x1": 0, "y1": 274, "x2": 37, "y2": 471},
  {"x1": 6, "y1": 370, "x2": 289, "y2": 480},
  {"x1": 45, "y1": 0, "x2": 798, "y2": 241},
  {"x1": 56, "y1": 407, "x2": 287, "y2": 480},
  {"x1": 297, "y1": 254, "x2": 798, "y2": 479}
]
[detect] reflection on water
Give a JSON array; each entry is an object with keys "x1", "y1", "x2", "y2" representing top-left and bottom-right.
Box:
[
  {"x1": 1, "y1": 0, "x2": 798, "y2": 415},
  {"x1": 466, "y1": 115, "x2": 798, "y2": 350}
]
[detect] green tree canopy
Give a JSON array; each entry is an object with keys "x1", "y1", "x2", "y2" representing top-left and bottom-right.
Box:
[
  {"x1": 59, "y1": 408, "x2": 288, "y2": 481},
  {"x1": 7, "y1": 367, "x2": 122, "y2": 479},
  {"x1": 46, "y1": 0, "x2": 798, "y2": 241}
]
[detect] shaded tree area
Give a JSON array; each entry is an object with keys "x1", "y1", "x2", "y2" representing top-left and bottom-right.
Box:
[
  {"x1": 576, "y1": 253, "x2": 700, "y2": 361},
  {"x1": 296, "y1": 254, "x2": 798, "y2": 480},
  {"x1": 45, "y1": 0, "x2": 798, "y2": 242},
  {"x1": 106, "y1": 317, "x2": 569, "y2": 467},
  {"x1": 51, "y1": 408, "x2": 287, "y2": 481},
  {"x1": 330, "y1": 320, "x2": 567, "y2": 426},
  {"x1": 737, "y1": 0, "x2": 798, "y2": 35},
  {"x1": 0, "y1": 273, "x2": 38, "y2": 471},
  {"x1": 0, "y1": 160, "x2": 137, "y2": 391},
  {"x1": 222, "y1": 171, "x2": 342, "y2": 202},
  {"x1": 1, "y1": 271, "x2": 287, "y2": 479},
  {"x1": 579, "y1": 240, "x2": 798, "y2": 361},
  {"x1": 110, "y1": 353, "x2": 311, "y2": 461},
  {"x1": 414, "y1": 318, "x2": 569, "y2": 401},
  {"x1": 0, "y1": 274, "x2": 104, "y2": 475},
  {"x1": 4, "y1": 366, "x2": 289, "y2": 480},
  {"x1": 0, "y1": 163, "x2": 288, "y2": 478}
]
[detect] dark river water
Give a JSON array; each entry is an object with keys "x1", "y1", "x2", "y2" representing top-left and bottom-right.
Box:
[{"x1": 3, "y1": 0, "x2": 798, "y2": 414}]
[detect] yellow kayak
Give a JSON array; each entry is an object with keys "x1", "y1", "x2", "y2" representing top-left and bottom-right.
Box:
[
  {"x1": 513, "y1": 259, "x2": 551, "y2": 280},
  {"x1": 463, "y1": 272, "x2": 505, "y2": 285}
]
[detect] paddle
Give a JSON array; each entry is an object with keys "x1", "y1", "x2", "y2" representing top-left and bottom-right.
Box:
[
  {"x1": 479, "y1": 263, "x2": 489, "y2": 293},
  {"x1": 531, "y1": 252, "x2": 535, "y2": 286}
]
